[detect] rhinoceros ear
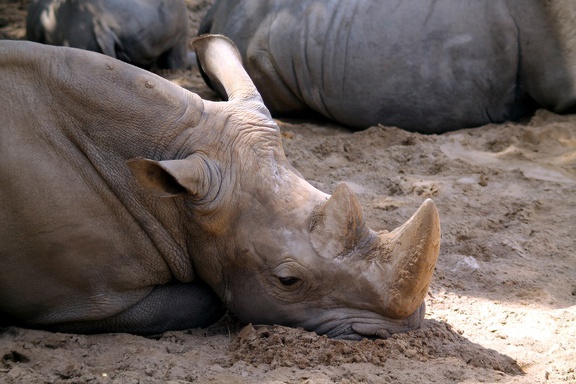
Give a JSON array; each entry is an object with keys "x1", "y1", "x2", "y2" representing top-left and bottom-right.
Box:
[
  {"x1": 309, "y1": 184, "x2": 371, "y2": 259},
  {"x1": 127, "y1": 155, "x2": 217, "y2": 199}
]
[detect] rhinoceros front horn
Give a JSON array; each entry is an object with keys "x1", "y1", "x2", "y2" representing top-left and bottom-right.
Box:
[{"x1": 377, "y1": 198, "x2": 441, "y2": 319}]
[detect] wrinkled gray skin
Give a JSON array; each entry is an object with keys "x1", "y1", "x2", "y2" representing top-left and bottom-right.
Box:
[
  {"x1": 26, "y1": 0, "x2": 191, "y2": 69},
  {"x1": 199, "y1": 0, "x2": 576, "y2": 133},
  {"x1": 0, "y1": 35, "x2": 440, "y2": 340}
]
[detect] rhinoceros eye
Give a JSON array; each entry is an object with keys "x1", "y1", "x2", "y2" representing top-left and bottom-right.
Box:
[{"x1": 278, "y1": 276, "x2": 300, "y2": 286}]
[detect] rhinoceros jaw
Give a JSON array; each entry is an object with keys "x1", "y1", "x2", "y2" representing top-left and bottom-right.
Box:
[{"x1": 378, "y1": 198, "x2": 441, "y2": 319}]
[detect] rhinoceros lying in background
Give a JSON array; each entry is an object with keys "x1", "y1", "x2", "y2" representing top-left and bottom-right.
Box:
[
  {"x1": 0, "y1": 35, "x2": 440, "y2": 340},
  {"x1": 199, "y1": 0, "x2": 576, "y2": 133},
  {"x1": 26, "y1": 0, "x2": 191, "y2": 69}
]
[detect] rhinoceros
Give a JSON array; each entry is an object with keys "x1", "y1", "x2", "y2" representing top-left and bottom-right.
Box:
[
  {"x1": 26, "y1": 0, "x2": 191, "y2": 69},
  {"x1": 199, "y1": 0, "x2": 576, "y2": 133},
  {"x1": 0, "y1": 35, "x2": 440, "y2": 340}
]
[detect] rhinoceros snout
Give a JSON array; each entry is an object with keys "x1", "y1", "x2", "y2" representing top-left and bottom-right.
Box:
[{"x1": 309, "y1": 183, "x2": 440, "y2": 322}]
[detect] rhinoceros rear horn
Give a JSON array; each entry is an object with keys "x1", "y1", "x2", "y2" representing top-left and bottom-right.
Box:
[
  {"x1": 192, "y1": 34, "x2": 263, "y2": 104},
  {"x1": 309, "y1": 183, "x2": 371, "y2": 259}
]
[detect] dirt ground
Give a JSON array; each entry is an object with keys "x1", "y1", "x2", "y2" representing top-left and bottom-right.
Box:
[{"x1": 1, "y1": 0, "x2": 575, "y2": 383}]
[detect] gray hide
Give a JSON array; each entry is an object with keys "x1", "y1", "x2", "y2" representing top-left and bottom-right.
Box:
[
  {"x1": 199, "y1": 0, "x2": 576, "y2": 133},
  {"x1": 0, "y1": 35, "x2": 440, "y2": 339},
  {"x1": 27, "y1": 0, "x2": 191, "y2": 69}
]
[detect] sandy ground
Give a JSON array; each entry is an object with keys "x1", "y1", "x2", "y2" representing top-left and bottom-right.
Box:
[{"x1": 1, "y1": 0, "x2": 575, "y2": 383}]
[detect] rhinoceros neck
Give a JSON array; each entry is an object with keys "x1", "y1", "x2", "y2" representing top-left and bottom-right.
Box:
[
  {"x1": 64, "y1": 130, "x2": 197, "y2": 282},
  {"x1": 39, "y1": 40, "x2": 207, "y2": 159},
  {"x1": 46, "y1": 104, "x2": 204, "y2": 284}
]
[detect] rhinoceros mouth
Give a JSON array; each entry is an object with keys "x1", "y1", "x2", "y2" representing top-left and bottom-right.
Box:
[
  {"x1": 303, "y1": 302, "x2": 426, "y2": 340},
  {"x1": 350, "y1": 302, "x2": 426, "y2": 339}
]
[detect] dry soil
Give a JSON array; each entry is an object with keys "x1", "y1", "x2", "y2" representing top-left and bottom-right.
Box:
[{"x1": 1, "y1": 0, "x2": 575, "y2": 383}]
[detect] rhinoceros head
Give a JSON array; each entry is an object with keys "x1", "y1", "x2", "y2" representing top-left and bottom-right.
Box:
[
  {"x1": 222, "y1": 181, "x2": 440, "y2": 339},
  {"x1": 129, "y1": 35, "x2": 440, "y2": 339}
]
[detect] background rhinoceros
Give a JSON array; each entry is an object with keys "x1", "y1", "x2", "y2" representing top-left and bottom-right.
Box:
[
  {"x1": 26, "y1": 0, "x2": 192, "y2": 69},
  {"x1": 0, "y1": 35, "x2": 440, "y2": 339},
  {"x1": 199, "y1": 0, "x2": 576, "y2": 133}
]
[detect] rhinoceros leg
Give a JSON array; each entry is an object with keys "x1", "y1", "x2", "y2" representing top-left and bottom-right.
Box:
[{"x1": 42, "y1": 281, "x2": 225, "y2": 335}]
